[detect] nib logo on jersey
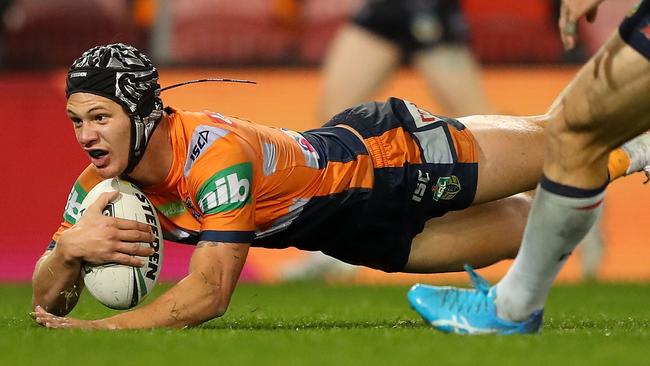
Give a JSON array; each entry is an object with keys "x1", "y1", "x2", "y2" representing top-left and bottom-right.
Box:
[
  {"x1": 198, "y1": 163, "x2": 252, "y2": 215},
  {"x1": 63, "y1": 182, "x2": 88, "y2": 224}
]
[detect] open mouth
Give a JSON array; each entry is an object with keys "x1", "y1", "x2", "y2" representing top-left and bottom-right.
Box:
[
  {"x1": 88, "y1": 149, "x2": 108, "y2": 158},
  {"x1": 87, "y1": 149, "x2": 111, "y2": 168}
]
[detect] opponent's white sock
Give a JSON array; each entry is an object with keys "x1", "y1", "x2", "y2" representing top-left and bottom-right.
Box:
[{"x1": 495, "y1": 175, "x2": 607, "y2": 322}]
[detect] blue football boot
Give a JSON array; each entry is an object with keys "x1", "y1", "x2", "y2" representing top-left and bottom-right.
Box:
[{"x1": 407, "y1": 265, "x2": 543, "y2": 335}]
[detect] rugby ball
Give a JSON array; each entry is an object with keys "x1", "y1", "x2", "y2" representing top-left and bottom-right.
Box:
[{"x1": 79, "y1": 178, "x2": 164, "y2": 310}]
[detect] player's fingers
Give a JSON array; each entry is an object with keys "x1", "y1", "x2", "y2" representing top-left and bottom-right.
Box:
[
  {"x1": 31, "y1": 306, "x2": 58, "y2": 326},
  {"x1": 560, "y1": 20, "x2": 577, "y2": 50},
  {"x1": 31, "y1": 307, "x2": 43, "y2": 324},
  {"x1": 87, "y1": 191, "x2": 119, "y2": 214},
  {"x1": 114, "y1": 217, "x2": 152, "y2": 233},
  {"x1": 32, "y1": 314, "x2": 48, "y2": 326},
  {"x1": 111, "y1": 252, "x2": 146, "y2": 267},
  {"x1": 558, "y1": 3, "x2": 567, "y2": 30},
  {"x1": 116, "y1": 242, "x2": 155, "y2": 257},
  {"x1": 560, "y1": 34, "x2": 571, "y2": 51},
  {"x1": 558, "y1": 4, "x2": 576, "y2": 50},
  {"x1": 116, "y1": 229, "x2": 155, "y2": 243},
  {"x1": 42, "y1": 317, "x2": 70, "y2": 329},
  {"x1": 33, "y1": 305, "x2": 48, "y2": 315}
]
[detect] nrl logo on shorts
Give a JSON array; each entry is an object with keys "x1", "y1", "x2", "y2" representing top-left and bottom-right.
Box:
[
  {"x1": 432, "y1": 175, "x2": 461, "y2": 201},
  {"x1": 404, "y1": 101, "x2": 441, "y2": 129}
]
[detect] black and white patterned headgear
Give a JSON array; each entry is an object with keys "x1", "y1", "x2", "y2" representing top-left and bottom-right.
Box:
[{"x1": 65, "y1": 43, "x2": 163, "y2": 176}]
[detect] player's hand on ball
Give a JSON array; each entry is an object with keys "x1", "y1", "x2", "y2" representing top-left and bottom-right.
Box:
[{"x1": 56, "y1": 191, "x2": 155, "y2": 267}]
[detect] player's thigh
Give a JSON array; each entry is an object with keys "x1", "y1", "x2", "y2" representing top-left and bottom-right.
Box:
[
  {"x1": 404, "y1": 193, "x2": 531, "y2": 273},
  {"x1": 318, "y1": 24, "x2": 401, "y2": 120},
  {"x1": 458, "y1": 114, "x2": 547, "y2": 204}
]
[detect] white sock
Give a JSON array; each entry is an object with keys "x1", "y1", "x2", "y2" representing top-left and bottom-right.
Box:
[{"x1": 495, "y1": 175, "x2": 607, "y2": 321}]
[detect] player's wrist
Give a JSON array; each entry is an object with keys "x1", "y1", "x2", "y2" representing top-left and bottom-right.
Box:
[
  {"x1": 90, "y1": 318, "x2": 118, "y2": 330},
  {"x1": 51, "y1": 241, "x2": 82, "y2": 266}
]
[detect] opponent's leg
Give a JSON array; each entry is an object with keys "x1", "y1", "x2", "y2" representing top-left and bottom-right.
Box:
[
  {"x1": 318, "y1": 24, "x2": 401, "y2": 121},
  {"x1": 409, "y1": 11, "x2": 650, "y2": 334},
  {"x1": 496, "y1": 30, "x2": 650, "y2": 322},
  {"x1": 459, "y1": 112, "x2": 650, "y2": 205},
  {"x1": 578, "y1": 215, "x2": 605, "y2": 280}
]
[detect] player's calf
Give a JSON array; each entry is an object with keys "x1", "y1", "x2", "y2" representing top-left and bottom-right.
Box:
[{"x1": 543, "y1": 122, "x2": 610, "y2": 188}]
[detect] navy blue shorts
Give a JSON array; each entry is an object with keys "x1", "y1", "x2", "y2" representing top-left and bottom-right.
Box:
[
  {"x1": 321, "y1": 98, "x2": 479, "y2": 271},
  {"x1": 254, "y1": 98, "x2": 478, "y2": 272},
  {"x1": 351, "y1": 0, "x2": 469, "y2": 55},
  {"x1": 619, "y1": 0, "x2": 650, "y2": 59}
]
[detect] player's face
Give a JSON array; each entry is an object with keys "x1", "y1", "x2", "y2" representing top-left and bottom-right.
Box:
[{"x1": 66, "y1": 93, "x2": 131, "y2": 178}]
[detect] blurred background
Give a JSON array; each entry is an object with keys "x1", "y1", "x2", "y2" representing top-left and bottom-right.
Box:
[{"x1": 1, "y1": 0, "x2": 648, "y2": 285}]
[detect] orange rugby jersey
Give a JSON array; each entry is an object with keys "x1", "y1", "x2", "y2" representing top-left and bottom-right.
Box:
[{"x1": 52, "y1": 107, "x2": 387, "y2": 246}]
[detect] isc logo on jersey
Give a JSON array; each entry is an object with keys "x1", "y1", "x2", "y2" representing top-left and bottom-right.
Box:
[
  {"x1": 184, "y1": 125, "x2": 229, "y2": 177},
  {"x1": 198, "y1": 163, "x2": 252, "y2": 214}
]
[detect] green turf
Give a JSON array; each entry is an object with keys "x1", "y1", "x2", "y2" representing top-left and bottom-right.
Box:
[{"x1": 2, "y1": 282, "x2": 650, "y2": 366}]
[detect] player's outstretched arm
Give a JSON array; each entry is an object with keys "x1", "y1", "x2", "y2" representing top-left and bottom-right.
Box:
[
  {"x1": 32, "y1": 241, "x2": 250, "y2": 329},
  {"x1": 31, "y1": 250, "x2": 84, "y2": 316},
  {"x1": 31, "y1": 191, "x2": 155, "y2": 316},
  {"x1": 559, "y1": 0, "x2": 607, "y2": 49}
]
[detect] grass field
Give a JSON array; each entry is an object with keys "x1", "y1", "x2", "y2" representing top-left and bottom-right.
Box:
[{"x1": 2, "y1": 282, "x2": 650, "y2": 366}]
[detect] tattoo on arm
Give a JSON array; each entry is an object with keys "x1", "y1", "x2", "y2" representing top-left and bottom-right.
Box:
[
  {"x1": 169, "y1": 302, "x2": 180, "y2": 321},
  {"x1": 60, "y1": 284, "x2": 81, "y2": 312}
]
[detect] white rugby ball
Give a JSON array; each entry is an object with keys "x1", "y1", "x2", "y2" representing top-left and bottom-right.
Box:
[{"x1": 79, "y1": 178, "x2": 164, "y2": 310}]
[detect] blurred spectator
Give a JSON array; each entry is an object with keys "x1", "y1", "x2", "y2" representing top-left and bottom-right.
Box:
[{"x1": 318, "y1": 0, "x2": 491, "y2": 121}]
